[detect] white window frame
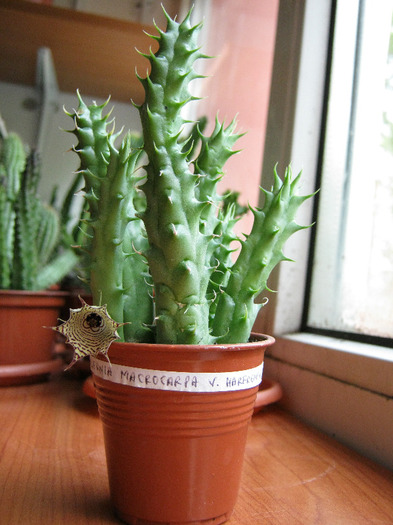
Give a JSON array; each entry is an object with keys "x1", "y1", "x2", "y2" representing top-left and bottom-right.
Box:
[{"x1": 257, "y1": 0, "x2": 393, "y2": 470}]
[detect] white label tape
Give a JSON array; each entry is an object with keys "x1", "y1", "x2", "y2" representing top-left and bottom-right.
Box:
[{"x1": 90, "y1": 357, "x2": 263, "y2": 393}]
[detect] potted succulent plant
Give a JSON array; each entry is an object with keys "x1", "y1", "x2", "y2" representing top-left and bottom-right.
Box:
[
  {"x1": 56, "y1": 8, "x2": 313, "y2": 525},
  {"x1": 0, "y1": 118, "x2": 79, "y2": 385}
]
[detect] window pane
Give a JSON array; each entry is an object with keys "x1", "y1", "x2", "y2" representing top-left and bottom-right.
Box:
[{"x1": 307, "y1": 0, "x2": 393, "y2": 341}]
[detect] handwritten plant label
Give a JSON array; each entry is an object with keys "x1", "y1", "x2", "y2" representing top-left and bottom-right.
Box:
[{"x1": 90, "y1": 357, "x2": 263, "y2": 393}]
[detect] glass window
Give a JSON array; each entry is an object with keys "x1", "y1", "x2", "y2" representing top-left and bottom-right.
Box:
[{"x1": 306, "y1": 0, "x2": 393, "y2": 345}]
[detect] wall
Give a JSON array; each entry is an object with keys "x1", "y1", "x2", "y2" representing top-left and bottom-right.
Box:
[
  {"x1": 0, "y1": 0, "x2": 279, "y2": 232},
  {"x1": 196, "y1": 0, "x2": 279, "y2": 236},
  {"x1": 0, "y1": 81, "x2": 141, "y2": 208}
]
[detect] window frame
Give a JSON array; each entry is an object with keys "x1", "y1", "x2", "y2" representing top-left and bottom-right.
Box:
[{"x1": 258, "y1": 0, "x2": 393, "y2": 470}]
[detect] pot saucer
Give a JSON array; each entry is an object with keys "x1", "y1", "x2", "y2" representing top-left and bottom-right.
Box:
[
  {"x1": 0, "y1": 358, "x2": 64, "y2": 386},
  {"x1": 253, "y1": 378, "x2": 283, "y2": 414}
]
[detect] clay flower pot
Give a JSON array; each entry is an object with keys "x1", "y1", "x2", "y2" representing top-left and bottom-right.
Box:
[
  {"x1": 91, "y1": 332, "x2": 274, "y2": 525},
  {"x1": 0, "y1": 290, "x2": 68, "y2": 386},
  {"x1": 253, "y1": 378, "x2": 283, "y2": 415}
]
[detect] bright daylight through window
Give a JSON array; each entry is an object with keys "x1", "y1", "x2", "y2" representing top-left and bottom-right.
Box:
[{"x1": 306, "y1": 0, "x2": 393, "y2": 344}]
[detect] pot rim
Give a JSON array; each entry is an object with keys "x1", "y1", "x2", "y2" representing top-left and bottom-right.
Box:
[
  {"x1": 0, "y1": 289, "x2": 69, "y2": 297},
  {"x1": 107, "y1": 332, "x2": 275, "y2": 354}
]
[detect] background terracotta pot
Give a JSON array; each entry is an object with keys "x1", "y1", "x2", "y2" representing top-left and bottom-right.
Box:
[
  {"x1": 253, "y1": 378, "x2": 283, "y2": 415},
  {"x1": 0, "y1": 290, "x2": 68, "y2": 386},
  {"x1": 92, "y1": 333, "x2": 274, "y2": 525}
]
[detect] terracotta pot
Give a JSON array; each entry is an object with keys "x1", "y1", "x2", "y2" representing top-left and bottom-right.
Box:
[
  {"x1": 0, "y1": 290, "x2": 68, "y2": 386},
  {"x1": 91, "y1": 332, "x2": 274, "y2": 525},
  {"x1": 253, "y1": 378, "x2": 283, "y2": 415}
]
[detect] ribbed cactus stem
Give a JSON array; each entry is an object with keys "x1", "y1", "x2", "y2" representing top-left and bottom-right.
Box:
[
  {"x1": 0, "y1": 132, "x2": 26, "y2": 288},
  {"x1": 61, "y1": 6, "x2": 314, "y2": 345},
  {"x1": 0, "y1": 187, "x2": 11, "y2": 288},
  {"x1": 136, "y1": 9, "x2": 313, "y2": 344},
  {"x1": 137, "y1": 9, "x2": 215, "y2": 344},
  {"x1": 12, "y1": 153, "x2": 41, "y2": 289},
  {"x1": 90, "y1": 136, "x2": 152, "y2": 341},
  {"x1": 207, "y1": 203, "x2": 239, "y2": 321},
  {"x1": 2, "y1": 132, "x2": 26, "y2": 200},
  {"x1": 195, "y1": 118, "x2": 241, "y2": 239},
  {"x1": 0, "y1": 119, "x2": 79, "y2": 291},
  {"x1": 212, "y1": 166, "x2": 313, "y2": 342},
  {"x1": 37, "y1": 203, "x2": 60, "y2": 266},
  {"x1": 36, "y1": 250, "x2": 79, "y2": 290},
  {"x1": 66, "y1": 98, "x2": 154, "y2": 342},
  {"x1": 195, "y1": 118, "x2": 241, "y2": 203}
]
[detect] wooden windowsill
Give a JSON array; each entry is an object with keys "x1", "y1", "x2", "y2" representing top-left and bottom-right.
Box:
[{"x1": 1, "y1": 373, "x2": 393, "y2": 523}]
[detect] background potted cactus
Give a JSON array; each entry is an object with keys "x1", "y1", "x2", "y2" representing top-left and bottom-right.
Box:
[
  {"x1": 56, "y1": 7, "x2": 313, "y2": 525},
  {"x1": 0, "y1": 117, "x2": 79, "y2": 385}
]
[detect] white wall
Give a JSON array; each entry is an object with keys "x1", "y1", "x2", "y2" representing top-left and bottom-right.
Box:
[{"x1": 0, "y1": 81, "x2": 141, "y2": 206}]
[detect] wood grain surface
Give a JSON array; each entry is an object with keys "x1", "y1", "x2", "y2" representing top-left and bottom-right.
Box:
[{"x1": 1, "y1": 373, "x2": 392, "y2": 524}]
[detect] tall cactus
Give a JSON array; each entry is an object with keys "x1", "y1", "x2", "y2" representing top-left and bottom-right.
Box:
[
  {"x1": 65, "y1": 94, "x2": 154, "y2": 342},
  {"x1": 0, "y1": 120, "x2": 78, "y2": 291},
  {"x1": 0, "y1": 131, "x2": 26, "y2": 288},
  {"x1": 211, "y1": 167, "x2": 311, "y2": 342},
  {"x1": 65, "y1": 7, "x2": 313, "y2": 345},
  {"x1": 135, "y1": 10, "x2": 220, "y2": 344},
  {"x1": 136, "y1": 8, "x2": 313, "y2": 344}
]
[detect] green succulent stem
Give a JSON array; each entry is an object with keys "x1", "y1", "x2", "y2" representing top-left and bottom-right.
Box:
[
  {"x1": 137, "y1": 9, "x2": 214, "y2": 344},
  {"x1": 211, "y1": 166, "x2": 313, "y2": 342},
  {"x1": 66, "y1": 7, "x2": 313, "y2": 345},
  {"x1": 135, "y1": 9, "x2": 313, "y2": 344},
  {"x1": 67, "y1": 97, "x2": 154, "y2": 342},
  {"x1": 0, "y1": 126, "x2": 77, "y2": 291}
]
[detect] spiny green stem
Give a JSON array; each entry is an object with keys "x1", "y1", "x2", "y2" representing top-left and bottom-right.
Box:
[
  {"x1": 66, "y1": 99, "x2": 154, "y2": 341},
  {"x1": 212, "y1": 166, "x2": 314, "y2": 342}
]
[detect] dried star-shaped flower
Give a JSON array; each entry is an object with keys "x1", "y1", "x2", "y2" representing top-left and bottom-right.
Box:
[{"x1": 52, "y1": 297, "x2": 123, "y2": 370}]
